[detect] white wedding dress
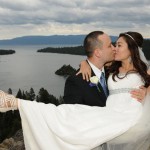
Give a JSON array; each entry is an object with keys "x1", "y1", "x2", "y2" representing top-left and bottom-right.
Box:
[{"x1": 18, "y1": 73, "x2": 150, "y2": 150}]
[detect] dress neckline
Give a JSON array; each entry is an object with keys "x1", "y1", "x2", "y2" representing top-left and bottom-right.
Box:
[{"x1": 118, "y1": 72, "x2": 139, "y2": 77}]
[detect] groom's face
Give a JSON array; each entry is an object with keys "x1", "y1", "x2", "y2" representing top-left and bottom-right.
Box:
[{"x1": 98, "y1": 34, "x2": 115, "y2": 63}]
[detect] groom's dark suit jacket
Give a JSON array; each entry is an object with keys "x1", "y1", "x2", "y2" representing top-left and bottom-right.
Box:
[{"x1": 64, "y1": 68, "x2": 109, "y2": 107}]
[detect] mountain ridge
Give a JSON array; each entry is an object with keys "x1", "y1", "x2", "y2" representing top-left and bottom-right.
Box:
[{"x1": 0, "y1": 35, "x2": 118, "y2": 45}]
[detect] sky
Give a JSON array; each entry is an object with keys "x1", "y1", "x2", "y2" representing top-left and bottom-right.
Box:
[{"x1": 0, "y1": 0, "x2": 150, "y2": 40}]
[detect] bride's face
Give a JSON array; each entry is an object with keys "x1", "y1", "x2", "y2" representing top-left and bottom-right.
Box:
[{"x1": 115, "y1": 37, "x2": 131, "y2": 61}]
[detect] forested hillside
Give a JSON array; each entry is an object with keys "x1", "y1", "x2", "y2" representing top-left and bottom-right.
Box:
[{"x1": 37, "y1": 39, "x2": 150, "y2": 60}]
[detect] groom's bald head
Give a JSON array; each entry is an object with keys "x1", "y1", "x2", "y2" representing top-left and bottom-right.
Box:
[{"x1": 84, "y1": 31, "x2": 104, "y2": 57}]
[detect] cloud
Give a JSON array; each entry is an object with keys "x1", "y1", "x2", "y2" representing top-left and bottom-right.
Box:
[{"x1": 0, "y1": 0, "x2": 149, "y2": 39}]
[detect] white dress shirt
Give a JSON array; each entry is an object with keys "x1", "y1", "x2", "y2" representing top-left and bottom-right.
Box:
[{"x1": 87, "y1": 60, "x2": 105, "y2": 82}]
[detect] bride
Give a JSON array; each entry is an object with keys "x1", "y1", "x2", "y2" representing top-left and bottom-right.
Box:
[{"x1": 0, "y1": 31, "x2": 150, "y2": 150}]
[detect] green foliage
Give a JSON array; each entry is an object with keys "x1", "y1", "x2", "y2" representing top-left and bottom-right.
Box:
[
  {"x1": 0, "y1": 49, "x2": 15, "y2": 55},
  {"x1": 29, "y1": 88, "x2": 35, "y2": 101},
  {"x1": 0, "y1": 87, "x2": 64, "y2": 143},
  {"x1": 0, "y1": 110, "x2": 21, "y2": 143},
  {"x1": 37, "y1": 46, "x2": 85, "y2": 55},
  {"x1": 55, "y1": 65, "x2": 76, "y2": 76},
  {"x1": 7, "y1": 88, "x2": 12, "y2": 94},
  {"x1": 16, "y1": 89, "x2": 22, "y2": 98},
  {"x1": 36, "y1": 88, "x2": 59, "y2": 105},
  {"x1": 36, "y1": 88, "x2": 50, "y2": 103},
  {"x1": 16, "y1": 88, "x2": 35, "y2": 101},
  {"x1": 22, "y1": 91, "x2": 27, "y2": 99}
]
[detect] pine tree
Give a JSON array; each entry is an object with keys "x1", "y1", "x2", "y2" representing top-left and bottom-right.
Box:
[
  {"x1": 29, "y1": 88, "x2": 35, "y2": 101},
  {"x1": 22, "y1": 91, "x2": 26, "y2": 99},
  {"x1": 49, "y1": 94, "x2": 59, "y2": 106},
  {"x1": 16, "y1": 89, "x2": 22, "y2": 98},
  {"x1": 37, "y1": 88, "x2": 59, "y2": 105},
  {"x1": 7, "y1": 88, "x2": 12, "y2": 94},
  {"x1": 37, "y1": 88, "x2": 50, "y2": 104},
  {"x1": 25, "y1": 91, "x2": 30, "y2": 100}
]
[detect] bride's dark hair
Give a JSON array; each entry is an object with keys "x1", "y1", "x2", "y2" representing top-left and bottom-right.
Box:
[{"x1": 109, "y1": 31, "x2": 150, "y2": 87}]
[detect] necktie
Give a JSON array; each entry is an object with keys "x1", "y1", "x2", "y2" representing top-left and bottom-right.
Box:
[{"x1": 100, "y1": 72, "x2": 108, "y2": 97}]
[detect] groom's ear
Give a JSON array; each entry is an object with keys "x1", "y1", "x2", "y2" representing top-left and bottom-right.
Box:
[{"x1": 94, "y1": 48, "x2": 102, "y2": 58}]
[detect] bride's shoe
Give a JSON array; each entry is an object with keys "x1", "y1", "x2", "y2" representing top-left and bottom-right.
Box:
[{"x1": 0, "y1": 90, "x2": 18, "y2": 112}]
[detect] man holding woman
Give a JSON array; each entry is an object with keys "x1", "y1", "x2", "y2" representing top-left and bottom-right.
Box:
[
  {"x1": 64, "y1": 31, "x2": 147, "y2": 106},
  {"x1": 0, "y1": 31, "x2": 150, "y2": 150}
]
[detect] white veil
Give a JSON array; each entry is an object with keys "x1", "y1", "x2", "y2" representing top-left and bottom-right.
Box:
[{"x1": 139, "y1": 47, "x2": 150, "y2": 70}]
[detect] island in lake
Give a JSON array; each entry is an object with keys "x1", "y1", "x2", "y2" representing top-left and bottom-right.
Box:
[
  {"x1": 0, "y1": 49, "x2": 15, "y2": 55},
  {"x1": 55, "y1": 65, "x2": 76, "y2": 76}
]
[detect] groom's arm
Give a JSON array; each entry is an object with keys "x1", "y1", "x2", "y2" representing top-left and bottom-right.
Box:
[{"x1": 63, "y1": 75, "x2": 83, "y2": 104}]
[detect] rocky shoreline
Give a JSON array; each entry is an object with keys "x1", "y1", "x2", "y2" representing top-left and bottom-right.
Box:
[{"x1": 0, "y1": 130, "x2": 24, "y2": 150}]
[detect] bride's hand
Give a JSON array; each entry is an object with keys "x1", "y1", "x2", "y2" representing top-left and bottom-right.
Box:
[
  {"x1": 0, "y1": 90, "x2": 18, "y2": 112},
  {"x1": 76, "y1": 60, "x2": 91, "y2": 81}
]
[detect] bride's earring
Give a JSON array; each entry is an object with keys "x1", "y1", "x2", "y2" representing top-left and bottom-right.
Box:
[{"x1": 128, "y1": 56, "x2": 132, "y2": 64}]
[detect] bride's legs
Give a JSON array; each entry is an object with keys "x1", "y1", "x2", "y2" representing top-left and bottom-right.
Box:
[{"x1": 0, "y1": 90, "x2": 18, "y2": 112}]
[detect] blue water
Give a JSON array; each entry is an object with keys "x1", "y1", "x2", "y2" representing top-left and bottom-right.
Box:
[{"x1": 0, "y1": 45, "x2": 85, "y2": 97}]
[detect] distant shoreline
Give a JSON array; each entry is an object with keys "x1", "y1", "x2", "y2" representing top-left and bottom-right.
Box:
[
  {"x1": 37, "y1": 46, "x2": 85, "y2": 56},
  {"x1": 0, "y1": 49, "x2": 15, "y2": 55}
]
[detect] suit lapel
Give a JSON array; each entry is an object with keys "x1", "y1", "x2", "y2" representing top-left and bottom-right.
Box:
[
  {"x1": 104, "y1": 67, "x2": 109, "y2": 95},
  {"x1": 90, "y1": 68, "x2": 106, "y2": 96}
]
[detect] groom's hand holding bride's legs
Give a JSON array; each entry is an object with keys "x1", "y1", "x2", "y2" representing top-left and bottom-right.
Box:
[
  {"x1": 0, "y1": 90, "x2": 18, "y2": 112},
  {"x1": 130, "y1": 86, "x2": 147, "y2": 102}
]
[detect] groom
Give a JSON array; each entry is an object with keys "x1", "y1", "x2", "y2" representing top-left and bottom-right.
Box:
[
  {"x1": 64, "y1": 31, "x2": 115, "y2": 106},
  {"x1": 64, "y1": 31, "x2": 145, "y2": 106}
]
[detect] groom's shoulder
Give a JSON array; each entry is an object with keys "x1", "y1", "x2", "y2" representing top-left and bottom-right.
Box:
[{"x1": 66, "y1": 69, "x2": 84, "y2": 82}]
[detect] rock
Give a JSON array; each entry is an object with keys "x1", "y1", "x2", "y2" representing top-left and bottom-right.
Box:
[
  {"x1": 0, "y1": 129, "x2": 25, "y2": 150},
  {"x1": 0, "y1": 138, "x2": 14, "y2": 149}
]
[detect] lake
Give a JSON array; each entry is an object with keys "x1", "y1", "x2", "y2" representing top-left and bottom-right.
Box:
[
  {"x1": 0, "y1": 45, "x2": 85, "y2": 97},
  {"x1": 0, "y1": 45, "x2": 149, "y2": 98}
]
